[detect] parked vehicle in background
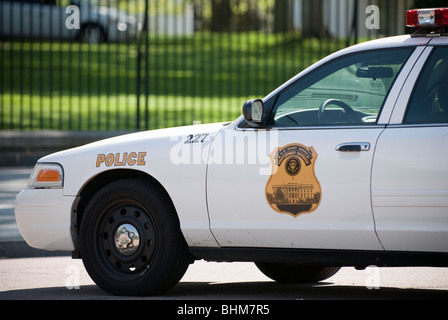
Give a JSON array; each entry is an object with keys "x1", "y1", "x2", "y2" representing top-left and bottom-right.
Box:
[{"x1": 0, "y1": 0, "x2": 140, "y2": 43}]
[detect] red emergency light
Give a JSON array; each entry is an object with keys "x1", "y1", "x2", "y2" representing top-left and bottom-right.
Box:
[{"x1": 406, "y1": 8, "x2": 448, "y2": 28}]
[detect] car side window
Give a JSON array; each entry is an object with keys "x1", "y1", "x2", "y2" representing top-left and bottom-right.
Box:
[
  {"x1": 271, "y1": 48, "x2": 413, "y2": 127},
  {"x1": 405, "y1": 47, "x2": 448, "y2": 124}
]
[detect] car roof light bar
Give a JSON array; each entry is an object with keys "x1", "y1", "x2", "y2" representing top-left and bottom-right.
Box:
[
  {"x1": 406, "y1": 8, "x2": 448, "y2": 37},
  {"x1": 406, "y1": 8, "x2": 448, "y2": 27}
]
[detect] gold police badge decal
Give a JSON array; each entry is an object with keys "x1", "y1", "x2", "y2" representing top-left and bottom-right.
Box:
[{"x1": 266, "y1": 143, "x2": 321, "y2": 217}]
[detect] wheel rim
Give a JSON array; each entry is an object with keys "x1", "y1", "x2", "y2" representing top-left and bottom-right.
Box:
[
  {"x1": 96, "y1": 203, "x2": 157, "y2": 280},
  {"x1": 114, "y1": 223, "x2": 140, "y2": 256}
]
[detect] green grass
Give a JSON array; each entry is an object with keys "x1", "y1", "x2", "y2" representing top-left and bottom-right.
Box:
[{"x1": 1, "y1": 33, "x2": 352, "y2": 131}]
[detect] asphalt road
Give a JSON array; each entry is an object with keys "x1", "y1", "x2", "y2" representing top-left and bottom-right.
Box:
[
  {"x1": 0, "y1": 257, "x2": 448, "y2": 300},
  {"x1": 1, "y1": 167, "x2": 448, "y2": 301}
]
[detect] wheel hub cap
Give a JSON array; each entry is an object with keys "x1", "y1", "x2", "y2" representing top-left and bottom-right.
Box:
[{"x1": 114, "y1": 224, "x2": 140, "y2": 256}]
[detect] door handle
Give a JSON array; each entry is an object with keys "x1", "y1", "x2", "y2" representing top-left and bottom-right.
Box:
[{"x1": 336, "y1": 142, "x2": 370, "y2": 152}]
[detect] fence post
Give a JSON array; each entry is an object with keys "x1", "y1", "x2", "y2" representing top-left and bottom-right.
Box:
[
  {"x1": 347, "y1": 0, "x2": 359, "y2": 46},
  {"x1": 137, "y1": 0, "x2": 149, "y2": 131}
]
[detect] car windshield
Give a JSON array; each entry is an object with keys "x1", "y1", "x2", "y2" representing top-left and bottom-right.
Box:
[{"x1": 272, "y1": 47, "x2": 414, "y2": 127}]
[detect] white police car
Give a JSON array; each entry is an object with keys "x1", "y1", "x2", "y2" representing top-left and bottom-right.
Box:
[{"x1": 15, "y1": 8, "x2": 448, "y2": 296}]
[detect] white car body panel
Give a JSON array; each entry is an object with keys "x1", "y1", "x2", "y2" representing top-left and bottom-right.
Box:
[
  {"x1": 372, "y1": 126, "x2": 448, "y2": 252},
  {"x1": 15, "y1": 189, "x2": 76, "y2": 251},
  {"x1": 207, "y1": 124, "x2": 385, "y2": 250}
]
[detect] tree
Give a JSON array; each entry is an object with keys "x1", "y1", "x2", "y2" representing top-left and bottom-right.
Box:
[
  {"x1": 211, "y1": 0, "x2": 233, "y2": 32},
  {"x1": 273, "y1": 0, "x2": 292, "y2": 33},
  {"x1": 302, "y1": 0, "x2": 327, "y2": 38}
]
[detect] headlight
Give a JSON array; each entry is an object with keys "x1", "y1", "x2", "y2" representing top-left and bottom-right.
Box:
[{"x1": 28, "y1": 163, "x2": 64, "y2": 189}]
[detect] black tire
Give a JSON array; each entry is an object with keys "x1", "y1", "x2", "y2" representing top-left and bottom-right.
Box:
[
  {"x1": 79, "y1": 179, "x2": 193, "y2": 296},
  {"x1": 255, "y1": 262, "x2": 340, "y2": 284}
]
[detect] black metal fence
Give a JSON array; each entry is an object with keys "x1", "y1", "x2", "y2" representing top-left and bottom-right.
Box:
[{"x1": 1, "y1": 0, "x2": 419, "y2": 131}]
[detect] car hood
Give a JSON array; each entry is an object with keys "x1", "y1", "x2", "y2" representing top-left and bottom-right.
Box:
[
  {"x1": 38, "y1": 122, "x2": 231, "y2": 195},
  {"x1": 42, "y1": 121, "x2": 226, "y2": 156}
]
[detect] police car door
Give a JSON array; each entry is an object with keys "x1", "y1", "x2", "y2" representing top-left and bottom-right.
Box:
[
  {"x1": 372, "y1": 44, "x2": 448, "y2": 253},
  {"x1": 207, "y1": 47, "x2": 418, "y2": 250}
]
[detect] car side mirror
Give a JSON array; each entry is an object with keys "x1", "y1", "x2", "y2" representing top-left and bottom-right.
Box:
[{"x1": 242, "y1": 99, "x2": 267, "y2": 127}]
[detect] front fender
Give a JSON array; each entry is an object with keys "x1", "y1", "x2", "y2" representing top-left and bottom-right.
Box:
[{"x1": 38, "y1": 122, "x2": 229, "y2": 248}]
